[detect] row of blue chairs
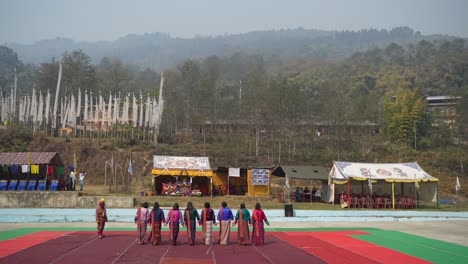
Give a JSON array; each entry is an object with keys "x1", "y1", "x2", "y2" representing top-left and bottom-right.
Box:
[{"x1": 0, "y1": 180, "x2": 59, "y2": 191}]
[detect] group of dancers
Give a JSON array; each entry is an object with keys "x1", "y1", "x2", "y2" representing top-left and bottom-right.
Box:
[
  {"x1": 135, "y1": 201, "x2": 269, "y2": 246},
  {"x1": 95, "y1": 198, "x2": 269, "y2": 246}
]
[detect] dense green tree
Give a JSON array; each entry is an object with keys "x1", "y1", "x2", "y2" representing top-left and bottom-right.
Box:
[
  {"x1": 34, "y1": 59, "x2": 59, "y2": 95},
  {"x1": 0, "y1": 46, "x2": 20, "y2": 91},
  {"x1": 383, "y1": 89, "x2": 427, "y2": 148},
  {"x1": 97, "y1": 57, "x2": 135, "y2": 95},
  {"x1": 62, "y1": 50, "x2": 97, "y2": 95}
]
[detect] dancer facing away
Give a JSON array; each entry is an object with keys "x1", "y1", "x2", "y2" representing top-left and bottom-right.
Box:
[
  {"x1": 148, "y1": 202, "x2": 165, "y2": 245},
  {"x1": 165, "y1": 203, "x2": 184, "y2": 245},
  {"x1": 217, "y1": 201, "x2": 233, "y2": 245},
  {"x1": 135, "y1": 202, "x2": 150, "y2": 244},
  {"x1": 199, "y1": 201, "x2": 217, "y2": 245},
  {"x1": 95, "y1": 198, "x2": 108, "y2": 239},
  {"x1": 251, "y1": 203, "x2": 269, "y2": 246},
  {"x1": 184, "y1": 201, "x2": 200, "y2": 245},
  {"x1": 232, "y1": 203, "x2": 251, "y2": 245}
]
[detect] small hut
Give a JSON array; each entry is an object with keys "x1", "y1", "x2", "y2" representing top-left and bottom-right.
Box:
[{"x1": 0, "y1": 152, "x2": 64, "y2": 191}]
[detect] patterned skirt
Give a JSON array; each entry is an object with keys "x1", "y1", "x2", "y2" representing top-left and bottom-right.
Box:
[
  {"x1": 237, "y1": 220, "x2": 250, "y2": 245},
  {"x1": 204, "y1": 222, "x2": 213, "y2": 245},
  {"x1": 252, "y1": 221, "x2": 265, "y2": 246},
  {"x1": 219, "y1": 220, "x2": 231, "y2": 245},
  {"x1": 150, "y1": 222, "x2": 162, "y2": 245}
]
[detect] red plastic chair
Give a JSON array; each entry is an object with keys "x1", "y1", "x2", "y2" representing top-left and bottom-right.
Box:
[{"x1": 375, "y1": 197, "x2": 383, "y2": 208}]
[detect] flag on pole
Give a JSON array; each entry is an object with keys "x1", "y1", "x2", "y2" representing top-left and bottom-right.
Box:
[
  {"x1": 414, "y1": 174, "x2": 420, "y2": 192},
  {"x1": 111, "y1": 155, "x2": 114, "y2": 172},
  {"x1": 368, "y1": 174, "x2": 373, "y2": 194},
  {"x1": 456, "y1": 176, "x2": 461, "y2": 192},
  {"x1": 228, "y1": 167, "x2": 240, "y2": 177},
  {"x1": 128, "y1": 159, "x2": 133, "y2": 177},
  {"x1": 73, "y1": 153, "x2": 77, "y2": 173}
]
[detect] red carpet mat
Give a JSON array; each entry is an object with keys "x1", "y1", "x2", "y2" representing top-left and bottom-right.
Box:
[
  {"x1": 0, "y1": 231, "x2": 71, "y2": 258},
  {"x1": 0, "y1": 230, "x2": 431, "y2": 264},
  {"x1": 273, "y1": 231, "x2": 431, "y2": 264}
]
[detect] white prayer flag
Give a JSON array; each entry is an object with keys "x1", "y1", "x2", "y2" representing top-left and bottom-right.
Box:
[
  {"x1": 52, "y1": 61, "x2": 62, "y2": 128},
  {"x1": 45, "y1": 90, "x2": 51, "y2": 124},
  {"x1": 107, "y1": 93, "x2": 112, "y2": 125},
  {"x1": 132, "y1": 93, "x2": 138, "y2": 127},
  {"x1": 456, "y1": 176, "x2": 461, "y2": 192},
  {"x1": 128, "y1": 159, "x2": 133, "y2": 176}
]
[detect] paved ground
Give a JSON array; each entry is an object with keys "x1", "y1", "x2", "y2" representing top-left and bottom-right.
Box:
[{"x1": 1, "y1": 220, "x2": 467, "y2": 246}]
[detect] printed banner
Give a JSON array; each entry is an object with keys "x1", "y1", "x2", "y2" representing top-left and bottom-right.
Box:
[
  {"x1": 229, "y1": 167, "x2": 240, "y2": 177},
  {"x1": 332, "y1": 161, "x2": 437, "y2": 181},
  {"x1": 251, "y1": 168, "x2": 269, "y2": 185}
]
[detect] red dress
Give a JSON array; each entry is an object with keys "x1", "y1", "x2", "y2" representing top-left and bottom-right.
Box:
[{"x1": 251, "y1": 209, "x2": 268, "y2": 246}]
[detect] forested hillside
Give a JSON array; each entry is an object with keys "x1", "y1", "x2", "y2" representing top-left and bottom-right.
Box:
[
  {"x1": 0, "y1": 29, "x2": 467, "y2": 197},
  {"x1": 4, "y1": 27, "x2": 458, "y2": 69}
]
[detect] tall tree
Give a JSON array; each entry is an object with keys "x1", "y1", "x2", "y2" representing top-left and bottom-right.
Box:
[
  {"x1": 0, "y1": 46, "x2": 20, "y2": 91},
  {"x1": 383, "y1": 89, "x2": 427, "y2": 148},
  {"x1": 62, "y1": 50, "x2": 97, "y2": 95},
  {"x1": 97, "y1": 57, "x2": 135, "y2": 95}
]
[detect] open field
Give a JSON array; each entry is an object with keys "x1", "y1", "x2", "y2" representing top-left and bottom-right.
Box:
[{"x1": 1, "y1": 221, "x2": 468, "y2": 263}]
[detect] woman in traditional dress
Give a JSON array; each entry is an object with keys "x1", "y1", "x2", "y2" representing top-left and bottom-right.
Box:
[
  {"x1": 232, "y1": 203, "x2": 251, "y2": 245},
  {"x1": 184, "y1": 201, "x2": 200, "y2": 245},
  {"x1": 135, "y1": 202, "x2": 150, "y2": 244},
  {"x1": 165, "y1": 203, "x2": 183, "y2": 245},
  {"x1": 148, "y1": 202, "x2": 165, "y2": 245},
  {"x1": 217, "y1": 201, "x2": 233, "y2": 245},
  {"x1": 95, "y1": 198, "x2": 108, "y2": 239},
  {"x1": 199, "y1": 201, "x2": 217, "y2": 245},
  {"x1": 251, "y1": 203, "x2": 269, "y2": 246}
]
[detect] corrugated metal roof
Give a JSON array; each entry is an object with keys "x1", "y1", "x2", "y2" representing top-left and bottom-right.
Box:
[
  {"x1": 0, "y1": 152, "x2": 60, "y2": 165},
  {"x1": 271, "y1": 165, "x2": 329, "y2": 180}
]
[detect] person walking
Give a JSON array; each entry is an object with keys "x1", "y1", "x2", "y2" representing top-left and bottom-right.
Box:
[
  {"x1": 217, "y1": 201, "x2": 233, "y2": 245},
  {"x1": 147, "y1": 202, "x2": 165, "y2": 245},
  {"x1": 95, "y1": 198, "x2": 108, "y2": 239},
  {"x1": 251, "y1": 203, "x2": 269, "y2": 246},
  {"x1": 135, "y1": 202, "x2": 150, "y2": 244},
  {"x1": 165, "y1": 203, "x2": 184, "y2": 246},
  {"x1": 70, "y1": 170, "x2": 76, "y2": 191},
  {"x1": 79, "y1": 171, "x2": 86, "y2": 191},
  {"x1": 199, "y1": 201, "x2": 217, "y2": 245},
  {"x1": 184, "y1": 201, "x2": 200, "y2": 245},
  {"x1": 232, "y1": 203, "x2": 251, "y2": 245}
]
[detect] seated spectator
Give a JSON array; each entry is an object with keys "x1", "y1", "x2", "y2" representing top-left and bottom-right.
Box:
[
  {"x1": 303, "y1": 187, "x2": 311, "y2": 194},
  {"x1": 191, "y1": 184, "x2": 201, "y2": 196}
]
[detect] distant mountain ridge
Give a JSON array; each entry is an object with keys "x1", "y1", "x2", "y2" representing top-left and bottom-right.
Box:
[{"x1": 4, "y1": 27, "x2": 457, "y2": 69}]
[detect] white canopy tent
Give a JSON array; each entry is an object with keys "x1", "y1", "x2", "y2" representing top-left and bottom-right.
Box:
[{"x1": 327, "y1": 161, "x2": 439, "y2": 208}]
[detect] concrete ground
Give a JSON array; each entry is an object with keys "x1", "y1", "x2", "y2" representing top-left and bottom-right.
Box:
[{"x1": 1, "y1": 220, "x2": 467, "y2": 246}]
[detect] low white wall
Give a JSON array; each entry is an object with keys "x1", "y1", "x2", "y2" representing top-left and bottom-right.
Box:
[{"x1": 0, "y1": 192, "x2": 134, "y2": 208}]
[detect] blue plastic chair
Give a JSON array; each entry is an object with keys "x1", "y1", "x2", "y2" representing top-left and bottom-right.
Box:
[
  {"x1": 37, "y1": 180, "x2": 46, "y2": 191},
  {"x1": 8, "y1": 180, "x2": 18, "y2": 191},
  {"x1": 17, "y1": 180, "x2": 27, "y2": 191},
  {"x1": 49, "y1": 180, "x2": 59, "y2": 191},
  {"x1": 0, "y1": 180, "x2": 8, "y2": 191},
  {"x1": 27, "y1": 180, "x2": 37, "y2": 190}
]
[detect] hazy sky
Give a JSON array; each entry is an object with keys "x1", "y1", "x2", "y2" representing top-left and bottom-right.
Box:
[{"x1": 1, "y1": 0, "x2": 467, "y2": 44}]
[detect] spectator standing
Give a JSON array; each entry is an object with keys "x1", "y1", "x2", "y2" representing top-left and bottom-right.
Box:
[
  {"x1": 79, "y1": 171, "x2": 86, "y2": 191},
  {"x1": 70, "y1": 170, "x2": 76, "y2": 191}
]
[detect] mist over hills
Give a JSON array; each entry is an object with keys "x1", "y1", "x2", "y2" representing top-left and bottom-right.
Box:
[{"x1": 4, "y1": 27, "x2": 458, "y2": 69}]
